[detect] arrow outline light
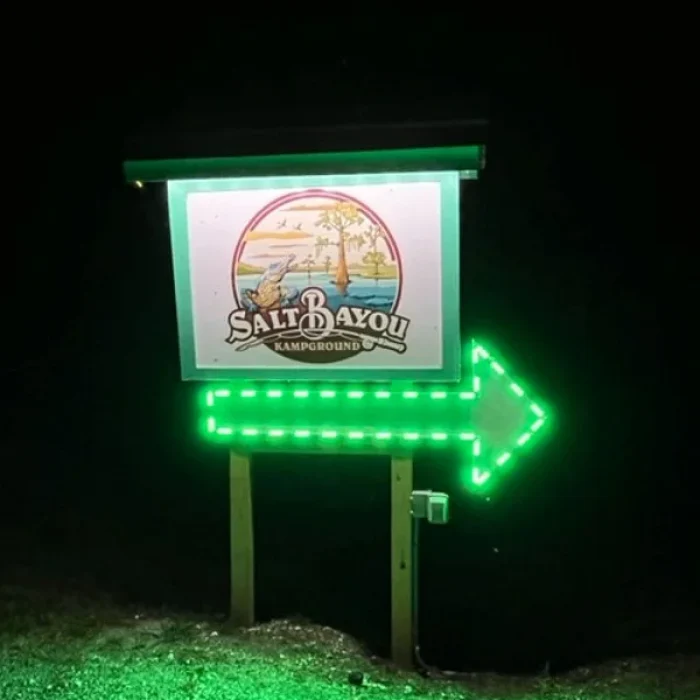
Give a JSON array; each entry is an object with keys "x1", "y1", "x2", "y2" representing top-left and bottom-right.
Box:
[
  {"x1": 468, "y1": 339, "x2": 551, "y2": 491},
  {"x1": 200, "y1": 339, "x2": 551, "y2": 493}
]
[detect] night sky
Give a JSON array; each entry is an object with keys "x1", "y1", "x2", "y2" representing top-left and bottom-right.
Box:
[{"x1": 2, "y1": 31, "x2": 675, "y2": 674}]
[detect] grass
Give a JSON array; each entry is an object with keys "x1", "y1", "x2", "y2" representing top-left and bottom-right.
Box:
[{"x1": 0, "y1": 587, "x2": 698, "y2": 699}]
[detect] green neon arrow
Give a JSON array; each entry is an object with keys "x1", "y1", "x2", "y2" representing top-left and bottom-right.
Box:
[{"x1": 200, "y1": 340, "x2": 551, "y2": 492}]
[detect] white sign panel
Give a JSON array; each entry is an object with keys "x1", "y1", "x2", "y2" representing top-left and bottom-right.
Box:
[{"x1": 168, "y1": 172, "x2": 461, "y2": 381}]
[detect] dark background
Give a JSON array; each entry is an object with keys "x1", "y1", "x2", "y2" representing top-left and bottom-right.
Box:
[{"x1": 2, "y1": 32, "x2": 675, "y2": 673}]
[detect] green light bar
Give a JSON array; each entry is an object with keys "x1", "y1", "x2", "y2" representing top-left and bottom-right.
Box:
[{"x1": 199, "y1": 341, "x2": 552, "y2": 492}]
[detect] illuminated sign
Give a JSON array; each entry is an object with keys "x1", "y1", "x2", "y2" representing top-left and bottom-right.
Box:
[{"x1": 125, "y1": 147, "x2": 554, "y2": 491}]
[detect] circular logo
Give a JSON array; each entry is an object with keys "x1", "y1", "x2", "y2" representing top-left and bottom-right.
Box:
[{"x1": 230, "y1": 188, "x2": 403, "y2": 364}]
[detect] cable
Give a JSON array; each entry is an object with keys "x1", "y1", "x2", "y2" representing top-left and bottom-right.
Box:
[
  {"x1": 411, "y1": 517, "x2": 428, "y2": 673},
  {"x1": 411, "y1": 516, "x2": 474, "y2": 680}
]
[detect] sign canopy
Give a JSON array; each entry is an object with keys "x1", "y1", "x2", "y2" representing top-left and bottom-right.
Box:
[{"x1": 125, "y1": 146, "x2": 485, "y2": 383}]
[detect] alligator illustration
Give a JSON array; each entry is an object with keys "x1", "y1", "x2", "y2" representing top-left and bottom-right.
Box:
[{"x1": 241, "y1": 254, "x2": 299, "y2": 311}]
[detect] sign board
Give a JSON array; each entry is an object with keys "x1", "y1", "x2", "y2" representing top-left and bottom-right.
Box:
[{"x1": 167, "y1": 172, "x2": 461, "y2": 382}]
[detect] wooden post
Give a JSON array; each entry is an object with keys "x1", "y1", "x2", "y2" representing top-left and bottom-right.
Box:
[
  {"x1": 390, "y1": 455, "x2": 414, "y2": 669},
  {"x1": 229, "y1": 451, "x2": 255, "y2": 627}
]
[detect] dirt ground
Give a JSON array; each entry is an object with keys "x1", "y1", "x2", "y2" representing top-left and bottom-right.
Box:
[{"x1": 0, "y1": 591, "x2": 698, "y2": 700}]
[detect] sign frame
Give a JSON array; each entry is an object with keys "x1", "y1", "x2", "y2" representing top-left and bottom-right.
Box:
[{"x1": 167, "y1": 171, "x2": 463, "y2": 382}]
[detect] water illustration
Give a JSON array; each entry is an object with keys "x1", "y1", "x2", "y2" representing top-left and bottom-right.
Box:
[{"x1": 240, "y1": 270, "x2": 397, "y2": 314}]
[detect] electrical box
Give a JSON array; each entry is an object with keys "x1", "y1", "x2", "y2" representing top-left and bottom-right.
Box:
[
  {"x1": 427, "y1": 493, "x2": 449, "y2": 524},
  {"x1": 411, "y1": 490, "x2": 432, "y2": 519}
]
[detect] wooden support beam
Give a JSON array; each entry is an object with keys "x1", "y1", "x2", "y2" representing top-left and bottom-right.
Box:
[
  {"x1": 229, "y1": 451, "x2": 255, "y2": 627},
  {"x1": 390, "y1": 455, "x2": 414, "y2": 669}
]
